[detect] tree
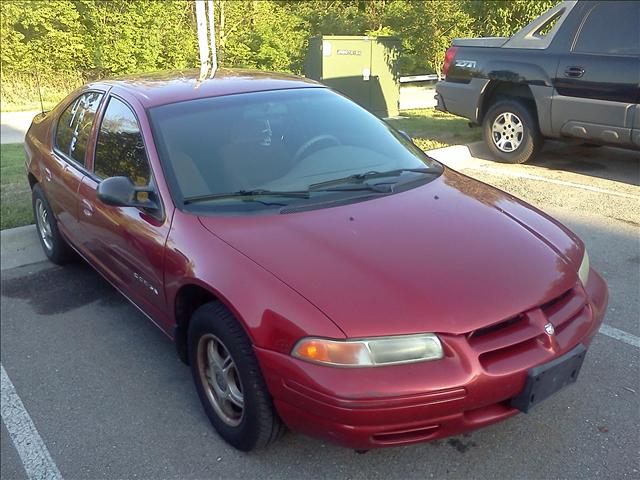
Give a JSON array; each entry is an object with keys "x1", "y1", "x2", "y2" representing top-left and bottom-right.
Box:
[
  {"x1": 463, "y1": 0, "x2": 559, "y2": 37},
  {"x1": 0, "y1": 0, "x2": 562, "y2": 83},
  {"x1": 1, "y1": 0, "x2": 88, "y2": 74},
  {"x1": 76, "y1": 0, "x2": 198, "y2": 76},
  {"x1": 213, "y1": 0, "x2": 306, "y2": 73},
  {"x1": 383, "y1": 0, "x2": 475, "y2": 75}
]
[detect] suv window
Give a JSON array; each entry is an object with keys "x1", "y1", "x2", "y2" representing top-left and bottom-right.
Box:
[
  {"x1": 55, "y1": 91, "x2": 103, "y2": 165},
  {"x1": 573, "y1": 2, "x2": 639, "y2": 55},
  {"x1": 94, "y1": 97, "x2": 151, "y2": 186}
]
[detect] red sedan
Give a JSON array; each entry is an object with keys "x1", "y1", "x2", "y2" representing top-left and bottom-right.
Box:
[{"x1": 25, "y1": 69, "x2": 608, "y2": 451}]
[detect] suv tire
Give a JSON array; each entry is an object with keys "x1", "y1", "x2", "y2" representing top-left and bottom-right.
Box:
[{"x1": 483, "y1": 99, "x2": 542, "y2": 164}]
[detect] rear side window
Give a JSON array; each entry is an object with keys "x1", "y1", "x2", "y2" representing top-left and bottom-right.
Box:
[
  {"x1": 573, "y1": 2, "x2": 639, "y2": 55},
  {"x1": 55, "y1": 91, "x2": 103, "y2": 165},
  {"x1": 94, "y1": 97, "x2": 150, "y2": 186}
]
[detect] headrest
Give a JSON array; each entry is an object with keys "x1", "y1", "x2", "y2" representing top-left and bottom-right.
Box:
[{"x1": 228, "y1": 118, "x2": 271, "y2": 145}]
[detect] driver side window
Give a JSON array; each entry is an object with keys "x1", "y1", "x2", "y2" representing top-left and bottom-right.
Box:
[{"x1": 94, "y1": 97, "x2": 150, "y2": 186}]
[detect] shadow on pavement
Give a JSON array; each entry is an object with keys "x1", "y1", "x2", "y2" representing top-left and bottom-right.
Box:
[{"x1": 468, "y1": 141, "x2": 640, "y2": 187}]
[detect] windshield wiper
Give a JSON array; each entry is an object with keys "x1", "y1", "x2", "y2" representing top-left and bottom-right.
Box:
[
  {"x1": 183, "y1": 189, "x2": 310, "y2": 205},
  {"x1": 314, "y1": 184, "x2": 392, "y2": 193},
  {"x1": 309, "y1": 167, "x2": 440, "y2": 190}
]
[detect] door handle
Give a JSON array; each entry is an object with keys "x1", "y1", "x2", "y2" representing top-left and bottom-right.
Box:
[
  {"x1": 564, "y1": 66, "x2": 585, "y2": 78},
  {"x1": 81, "y1": 199, "x2": 94, "y2": 217},
  {"x1": 44, "y1": 167, "x2": 52, "y2": 182}
]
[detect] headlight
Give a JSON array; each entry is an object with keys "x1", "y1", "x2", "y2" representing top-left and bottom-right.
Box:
[
  {"x1": 578, "y1": 249, "x2": 590, "y2": 286},
  {"x1": 292, "y1": 334, "x2": 444, "y2": 367}
]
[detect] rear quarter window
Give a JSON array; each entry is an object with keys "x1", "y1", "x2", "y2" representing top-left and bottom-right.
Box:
[{"x1": 55, "y1": 91, "x2": 103, "y2": 165}]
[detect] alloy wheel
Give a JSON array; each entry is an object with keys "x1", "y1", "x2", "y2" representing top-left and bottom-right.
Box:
[
  {"x1": 197, "y1": 333, "x2": 245, "y2": 427},
  {"x1": 35, "y1": 198, "x2": 54, "y2": 251},
  {"x1": 491, "y1": 112, "x2": 524, "y2": 152}
]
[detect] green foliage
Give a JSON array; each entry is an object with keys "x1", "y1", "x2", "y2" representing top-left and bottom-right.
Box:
[
  {"x1": 2, "y1": 0, "x2": 198, "y2": 78},
  {"x1": 1, "y1": 0, "x2": 560, "y2": 108},
  {"x1": 74, "y1": 0, "x2": 198, "y2": 76},
  {"x1": 215, "y1": 0, "x2": 308, "y2": 72},
  {"x1": 464, "y1": 0, "x2": 558, "y2": 37},
  {"x1": 381, "y1": 1, "x2": 475, "y2": 75}
]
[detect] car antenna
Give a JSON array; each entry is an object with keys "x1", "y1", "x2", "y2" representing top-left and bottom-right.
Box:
[{"x1": 35, "y1": 68, "x2": 44, "y2": 114}]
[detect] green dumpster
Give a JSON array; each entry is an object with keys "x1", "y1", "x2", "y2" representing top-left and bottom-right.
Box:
[{"x1": 305, "y1": 35, "x2": 401, "y2": 118}]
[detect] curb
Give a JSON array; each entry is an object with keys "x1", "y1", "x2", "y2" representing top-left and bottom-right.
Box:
[
  {"x1": 1, "y1": 224, "x2": 47, "y2": 271},
  {"x1": 425, "y1": 141, "x2": 493, "y2": 171}
]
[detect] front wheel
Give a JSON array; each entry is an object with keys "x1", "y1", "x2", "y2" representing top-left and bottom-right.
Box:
[
  {"x1": 483, "y1": 99, "x2": 543, "y2": 164},
  {"x1": 188, "y1": 301, "x2": 284, "y2": 451}
]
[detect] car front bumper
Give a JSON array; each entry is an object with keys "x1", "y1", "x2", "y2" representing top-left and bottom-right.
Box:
[{"x1": 256, "y1": 269, "x2": 608, "y2": 450}]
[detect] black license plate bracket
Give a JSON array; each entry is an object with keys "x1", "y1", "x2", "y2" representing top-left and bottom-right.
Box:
[{"x1": 511, "y1": 344, "x2": 587, "y2": 413}]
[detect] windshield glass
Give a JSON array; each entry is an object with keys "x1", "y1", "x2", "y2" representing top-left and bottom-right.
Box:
[{"x1": 149, "y1": 88, "x2": 442, "y2": 212}]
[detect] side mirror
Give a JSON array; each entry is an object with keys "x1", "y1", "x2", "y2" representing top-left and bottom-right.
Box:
[
  {"x1": 398, "y1": 130, "x2": 414, "y2": 143},
  {"x1": 97, "y1": 176, "x2": 159, "y2": 212}
]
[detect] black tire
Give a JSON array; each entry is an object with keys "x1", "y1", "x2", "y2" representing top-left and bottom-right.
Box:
[
  {"x1": 32, "y1": 183, "x2": 73, "y2": 265},
  {"x1": 483, "y1": 99, "x2": 543, "y2": 164},
  {"x1": 188, "y1": 301, "x2": 284, "y2": 451}
]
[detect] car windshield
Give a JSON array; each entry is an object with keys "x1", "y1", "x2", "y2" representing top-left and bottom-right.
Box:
[{"x1": 149, "y1": 88, "x2": 442, "y2": 213}]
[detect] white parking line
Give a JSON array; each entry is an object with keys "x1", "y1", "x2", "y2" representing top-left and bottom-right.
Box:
[
  {"x1": 1, "y1": 364, "x2": 63, "y2": 480},
  {"x1": 477, "y1": 166, "x2": 640, "y2": 200},
  {"x1": 599, "y1": 324, "x2": 640, "y2": 348}
]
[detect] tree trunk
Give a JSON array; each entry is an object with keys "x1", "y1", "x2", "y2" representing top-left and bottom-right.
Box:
[{"x1": 217, "y1": 0, "x2": 226, "y2": 63}]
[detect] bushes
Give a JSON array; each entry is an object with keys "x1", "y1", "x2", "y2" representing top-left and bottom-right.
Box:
[
  {"x1": 1, "y1": 0, "x2": 559, "y2": 110},
  {"x1": 1, "y1": 0, "x2": 199, "y2": 110},
  {"x1": 1, "y1": 71, "x2": 83, "y2": 112}
]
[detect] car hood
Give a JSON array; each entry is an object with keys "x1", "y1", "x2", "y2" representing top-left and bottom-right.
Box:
[{"x1": 198, "y1": 169, "x2": 583, "y2": 338}]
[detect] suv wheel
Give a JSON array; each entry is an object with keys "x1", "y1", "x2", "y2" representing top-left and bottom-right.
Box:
[
  {"x1": 32, "y1": 184, "x2": 73, "y2": 264},
  {"x1": 483, "y1": 99, "x2": 542, "y2": 164},
  {"x1": 188, "y1": 301, "x2": 284, "y2": 451}
]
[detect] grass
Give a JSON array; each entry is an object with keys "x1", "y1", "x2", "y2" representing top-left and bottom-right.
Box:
[
  {"x1": 387, "y1": 108, "x2": 482, "y2": 150},
  {"x1": 1, "y1": 143, "x2": 32, "y2": 230}
]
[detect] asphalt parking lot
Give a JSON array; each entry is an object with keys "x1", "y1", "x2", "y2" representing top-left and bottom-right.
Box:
[{"x1": 1, "y1": 142, "x2": 639, "y2": 479}]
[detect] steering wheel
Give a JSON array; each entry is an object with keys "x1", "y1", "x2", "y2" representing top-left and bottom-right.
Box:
[{"x1": 292, "y1": 134, "x2": 341, "y2": 163}]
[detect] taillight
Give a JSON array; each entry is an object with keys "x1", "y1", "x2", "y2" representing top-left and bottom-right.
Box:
[{"x1": 442, "y1": 46, "x2": 458, "y2": 78}]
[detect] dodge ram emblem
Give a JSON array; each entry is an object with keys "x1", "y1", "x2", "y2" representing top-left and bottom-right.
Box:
[{"x1": 544, "y1": 322, "x2": 555, "y2": 335}]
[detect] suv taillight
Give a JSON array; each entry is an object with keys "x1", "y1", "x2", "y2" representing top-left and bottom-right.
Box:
[{"x1": 442, "y1": 46, "x2": 458, "y2": 78}]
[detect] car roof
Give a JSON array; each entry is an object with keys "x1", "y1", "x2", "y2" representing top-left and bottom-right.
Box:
[{"x1": 87, "y1": 68, "x2": 324, "y2": 109}]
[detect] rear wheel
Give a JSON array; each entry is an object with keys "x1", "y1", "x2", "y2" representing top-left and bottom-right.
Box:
[
  {"x1": 188, "y1": 301, "x2": 284, "y2": 451},
  {"x1": 32, "y1": 184, "x2": 72, "y2": 264},
  {"x1": 483, "y1": 99, "x2": 542, "y2": 164}
]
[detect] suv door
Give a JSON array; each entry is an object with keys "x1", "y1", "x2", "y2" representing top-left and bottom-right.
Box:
[
  {"x1": 77, "y1": 95, "x2": 171, "y2": 322},
  {"x1": 552, "y1": 1, "x2": 639, "y2": 145},
  {"x1": 50, "y1": 91, "x2": 104, "y2": 241}
]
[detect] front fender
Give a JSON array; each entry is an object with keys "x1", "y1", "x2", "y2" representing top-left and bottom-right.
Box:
[{"x1": 164, "y1": 211, "x2": 347, "y2": 355}]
